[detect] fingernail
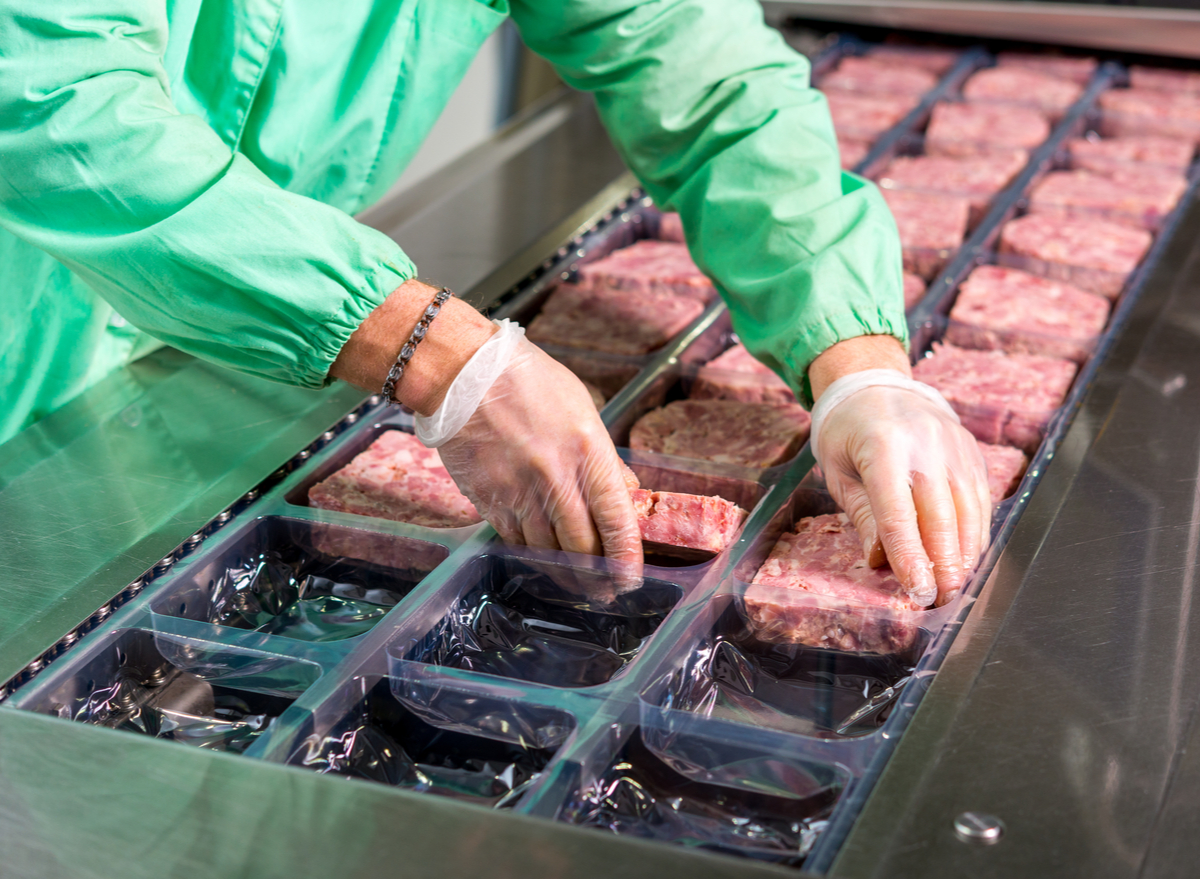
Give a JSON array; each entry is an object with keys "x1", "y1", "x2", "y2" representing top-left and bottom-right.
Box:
[{"x1": 909, "y1": 576, "x2": 937, "y2": 608}]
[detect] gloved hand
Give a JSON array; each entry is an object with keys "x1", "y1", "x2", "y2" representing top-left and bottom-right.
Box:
[
  {"x1": 811, "y1": 369, "x2": 991, "y2": 608},
  {"x1": 422, "y1": 321, "x2": 644, "y2": 589}
]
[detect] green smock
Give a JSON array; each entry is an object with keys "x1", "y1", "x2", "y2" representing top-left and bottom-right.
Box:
[{"x1": 0, "y1": 0, "x2": 907, "y2": 445}]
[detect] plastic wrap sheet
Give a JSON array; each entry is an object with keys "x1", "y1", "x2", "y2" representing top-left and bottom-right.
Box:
[
  {"x1": 566, "y1": 730, "x2": 842, "y2": 866},
  {"x1": 293, "y1": 679, "x2": 562, "y2": 808},
  {"x1": 406, "y1": 557, "x2": 680, "y2": 688}
]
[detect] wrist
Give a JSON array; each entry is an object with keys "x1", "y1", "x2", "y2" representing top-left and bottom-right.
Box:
[{"x1": 809, "y1": 334, "x2": 910, "y2": 401}]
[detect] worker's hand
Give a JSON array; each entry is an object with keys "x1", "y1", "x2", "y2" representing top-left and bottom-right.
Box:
[
  {"x1": 435, "y1": 332, "x2": 644, "y2": 589},
  {"x1": 809, "y1": 337, "x2": 990, "y2": 607}
]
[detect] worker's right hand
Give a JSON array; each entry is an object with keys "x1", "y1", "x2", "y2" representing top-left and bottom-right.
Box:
[{"x1": 435, "y1": 332, "x2": 645, "y2": 590}]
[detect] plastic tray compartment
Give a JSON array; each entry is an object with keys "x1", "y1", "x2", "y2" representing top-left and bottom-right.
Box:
[
  {"x1": 554, "y1": 708, "x2": 851, "y2": 868},
  {"x1": 388, "y1": 549, "x2": 685, "y2": 690},
  {"x1": 148, "y1": 516, "x2": 450, "y2": 644},
  {"x1": 284, "y1": 672, "x2": 575, "y2": 809},
  {"x1": 11, "y1": 627, "x2": 320, "y2": 755}
]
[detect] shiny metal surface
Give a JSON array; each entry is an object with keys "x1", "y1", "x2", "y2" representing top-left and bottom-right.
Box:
[
  {"x1": 831, "y1": 184, "x2": 1200, "y2": 877},
  {"x1": 762, "y1": 0, "x2": 1200, "y2": 59}
]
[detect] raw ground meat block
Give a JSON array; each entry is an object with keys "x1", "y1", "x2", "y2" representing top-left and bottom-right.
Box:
[
  {"x1": 925, "y1": 103, "x2": 1051, "y2": 158},
  {"x1": 823, "y1": 90, "x2": 918, "y2": 141},
  {"x1": 997, "y1": 213, "x2": 1152, "y2": 299},
  {"x1": 747, "y1": 513, "x2": 923, "y2": 653},
  {"x1": 996, "y1": 52, "x2": 1098, "y2": 85},
  {"x1": 658, "y1": 212, "x2": 684, "y2": 243},
  {"x1": 867, "y1": 45, "x2": 960, "y2": 76},
  {"x1": 945, "y1": 265, "x2": 1110, "y2": 362},
  {"x1": 631, "y1": 488, "x2": 748, "y2": 554},
  {"x1": 880, "y1": 189, "x2": 970, "y2": 279},
  {"x1": 904, "y1": 272, "x2": 927, "y2": 309},
  {"x1": 1027, "y1": 167, "x2": 1187, "y2": 232},
  {"x1": 839, "y1": 137, "x2": 871, "y2": 170},
  {"x1": 526, "y1": 282, "x2": 705, "y2": 355},
  {"x1": 582, "y1": 380, "x2": 607, "y2": 410},
  {"x1": 1067, "y1": 135, "x2": 1195, "y2": 175},
  {"x1": 310, "y1": 524, "x2": 450, "y2": 576},
  {"x1": 309, "y1": 431, "x2": 483, "y2": 528},
  {"x1": 577, "y1": 240, "x2": 716, "y2": 303},
  {"x1": 1100, "y1": 89, "x2": 1200, "y2": 145},
  {"x1": 962, "y1": 67, "x2": 1083, "y2": 118},
  {"x1": 820, "y1": 56, "x2": 938, "y2": 97},
  {"x1": 630, "y1": 399, "x2": 811, "y2": 469},
  {"x1": 912, "y1": 342, "x2": 1079, "y2": 453},
  {"x1": 979, "y1": 442, "x2": 1029, "y2": 504},
  {"x1": 877, "y1": 150, "x2": 1027, "y2": 225},
  {"x1": 1129, "y1": 65, "x2": 1200, "y2": 94},
  {"x1": 689, "y1": 343, "x2": 796, "y2": 405}
]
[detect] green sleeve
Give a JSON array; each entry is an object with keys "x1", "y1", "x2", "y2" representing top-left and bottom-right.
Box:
[
  {"x1": 510, "y1": 0, "x2": 909, "y2": 405},
  {"x1": 0, "y1": 2, "x2": 414, "y2": 389}
]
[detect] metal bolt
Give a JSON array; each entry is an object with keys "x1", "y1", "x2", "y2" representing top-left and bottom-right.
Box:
[
  {"x1": 367, "y1": 395, "x2": 382, "y2": 407},
  {"x1": 215, "y1": 510, "x2": 233, "y2": 525},
  {"x1": 295, "y1": 449, "x2": 311, "y2": 461},
  {"x1": 344, "y1": 412, "x2": 359, "y2": 424},
  {"x1": 242, "y1": 489, "x2": 260, "y2": 503},
  {"x1": 954, "y1": 812, "x2": 1004, "y2": 844},
  {"x1": 321, "y1": 430, "x2": 336, "y2": 443}
]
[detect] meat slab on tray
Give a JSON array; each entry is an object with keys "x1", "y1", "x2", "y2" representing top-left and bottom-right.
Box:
[
  {"x1": 866, "y1": 45, "x2": 960, "y2": 76},
  {"x1": 577, "y1": 240, "x2": 717, "y2": 303},
  {"x1": 1067, "y1": 135, "x2": 1195, "y2": 175},
  {"x1": 630, "y1": 399, "x2": 811, "y2": 469},
  {"x1": 877, "y1": 150, "x2": 1027, "y2": 226},
  {"x1": 880, "y1": 189, "x2": 970, "y2": 279},
  {"x1": 824, "y1": 90, "x2": 919, "y2": 142},
  {"x1": 526, "y1": 282, "x2": 705, "y2": 355},
  {"x1": 1130, "y1": 65, "x2": 1200, "y2": 94},
  {"x1": 945, "y1": 264, "x2": 1110, "y2": 362},
  {"x1": 689, "y1": 344, "x2": 796, "y2": 405},
  {"x1": 819, "y1": 56, "x2": 938, "y2": 97},
  {"x1": 961, "y1": 66, "x2": 1083, "y2": 119},
  {"x1": 747, "y1": 513, "x2": 923, "y2": 654},
  {"x1": 631, "y1": 488, "x2": 748, "y2": 557},
  {"x1": 1027, "y1": 167, "x2": 1188, "y2": 232},
  {"x1": 995, "y1": 52, "x2": 1098, "y2": 85},
  {"x1": 904, "y1": 272, "x2": 927, "y2": 309},
  {"x1": 1100, "y1": 89, "x2": 1200, "y2": 144},
  {"x1": 997, "y1": 212, "x2": 1153, "y2": 299},
  {"x1": 980, "y1": 442, "x2": 1029, "y2": 504},
  {"x1": 925, "y1": 102, "x2": 1050, "y2": 158},
  {"x1": 839, "y1": 137, "x2": 870, "y2": 170},
  {"x1": 913, "y1": 342, "x2": 1079, "y2": 453}
]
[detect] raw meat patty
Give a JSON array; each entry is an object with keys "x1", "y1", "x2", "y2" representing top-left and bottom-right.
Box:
[
  {"x1": 578, "y1": 240, "x2": 716, "y2": 303},
  {"x1": 527, "y1": 282, "x2": 705, "y2": 355},
  {"x1": 690, "y1": 343, "x2": 796, "y2": 405},
  {"x1": 630, "y1": 399, "x2": 811, "y2": 469},
  {"x1": 881, "y1": 189, "x2": 971, "y2": 279},
  {"x1": 877, "y1": 150, "x2": 1027, "y2": 225},
  {"x1": 945, "y1": 265, "x2": 1110, "y2": 362},
  {"x1": 1027, "y1": 167, "x2": 1188, "y2": 231},
  {"x1": 1100, "y1": 89, "x2": 1200, "y2": 145},
  {"x1": 839, "y1": 137, "x2": 871, "y2": 170},
  {"x1": 979, "y1": 442, "x2": 1029, "y2": 504},
  {"x1": 747, "y1": 513, "x2": 923, "y2": 654},
  {"x1": 309, "y1": 431, "x2": 482, "y2": 528},
  {"x1": 824, "y1": 90, "x2": 919, "y2": 141},
  {"x1": 1129, "y1": 65, "x2": 1200, "y2": 94},
  {"x1": 997, "y1": 213, "x2": 1152, "y2": 299},
  {"x1": 904, "y1": 272, "x2": 927, "y2": 309},
  {"x1": 657, "y1": 212, "x2": 684, "y2": 243},
  {"x1": 820, "y1": 56, "x2": 938, "y2": 97},
  {"x1": 925, "y1": 103, "x2": 1050, "y2": 158},
  {"x1": 996, "y1": 52, "x2": 1098, "y2": 85},
  {"x1": 867, "y1": 45, "x2": 960, "y2": 76},
  {"x1": 631, "y1": 489, "x2": 748, "y2": 554},
  {"x1": 582, "y1": 380, "x2": 607, "y2": 410},
  {"x1": 962, "y1": 66, "x2": 1083, "y2": 118},
  {"x1": 913, "y1": 342, "x2": 1078, "y2": 453},
  {"x1": 1068, "y1": 135, "x2": 1195, "y2": 175}
]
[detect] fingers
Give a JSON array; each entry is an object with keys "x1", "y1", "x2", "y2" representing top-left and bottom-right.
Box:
[
  {"x1": 911, "y1": 471, "x2": 967, "y2": 604},
  {"x1": 586, "y1": 455, "x2": 644, "y2": 591},
  {"x1": 858, "y1": 465, "x2": 938, "y2": 607},
  {"x1": 546, "y1": 490, "x2": 604, "y2": 557}
]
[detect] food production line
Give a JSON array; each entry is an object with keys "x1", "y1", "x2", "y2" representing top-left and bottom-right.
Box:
[{"x1": 4, "y1": 7, "x2": 1200, "y2": 878}]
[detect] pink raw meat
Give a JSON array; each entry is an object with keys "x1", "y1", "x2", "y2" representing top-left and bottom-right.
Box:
[
  {"x1": 658, "y1": 212, "x2": 684, "y2": 242},
  {"x1": 747, "y1": 513, "x2": 923, "y2": 653},
  {"x1": 996, "y1": 52, "x2": 1098, "y2": 85},
  {"x1": 998, "y1": 213, "x2": 1152, "y2": 299},
  {"x1": 309, "y1": 431, "x2": 482, "y2": 528},
  {"x1": 962, "y1": 67, "x2": 1083, "y2": 118},
  {"x1": 913, "y1": 342, "x2": 1078, "y2": 453},
  {"x1": 839, "y1": 137, "x2": 871, "y2": 170},
  {"x1": 866, "y1": 45, "x2": 960, "y2": 76},
  {"x1": 945, "y1": 265, "x2": 1110, "y2": 362},
  {"x1": 820, "y1": 56, "x2": 938, "y2": 97},
  {"x1": 690, "y1": 344, "x2": 796, "y2": 405},
  {"x1": 1068, "y1": 135, "x2": 1194, "y2": 175},
  {"x1": 881, "y1": 189, "x2": 970, "y2": 279},
  {"x1": 878, "y1": 150, "x2": 1027, "y2": 225},
  {"x1": 824, "y1": 90, "x2": 918, "y2": 141},
  {"x1": 1027, "y1": 167, "x2": 1188, "y2": 231},
  {"x1": 904, "y1": 272, "x2": 927, "y2": 309},
  {"x1": 979, "y1": 442, "x2": 1029, "y2": 504},
  {"x1": 527, "y1": 282, "x2": 704, "y2": 355},
  {"x1": 1100, "y1": 89, "x2": 1200, "y2": 145},
  {"x1": 925, "y1": 103, "x2": 1050, "y2": 158},
  {"x1": 630, "y1": 399, "x2": 811, "y2": 469},
  {"x1": 631, "y1": 489, "x2": 748, "y2": 554},
  {"x1": 1129, "y1": 65, "x2": 1200, "y2": 94},
  {"x1": 577, "y1": 240, "x2": 716, "y2": 303}
]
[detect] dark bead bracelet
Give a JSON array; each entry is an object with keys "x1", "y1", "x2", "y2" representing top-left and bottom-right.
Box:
[{"x1": 381, "y1": 287, "x2": 453, "y2": 405}]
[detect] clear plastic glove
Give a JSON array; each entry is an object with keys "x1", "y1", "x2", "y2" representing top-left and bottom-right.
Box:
[
  {"x1": 811, "y1": 370, "x2": 991, "y2": 608},
  {"x1": 427, "y1": 322, "x2": 644, "y2": 591}
]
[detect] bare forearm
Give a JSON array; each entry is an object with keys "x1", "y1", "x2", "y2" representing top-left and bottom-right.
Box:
[{"x1": 808, "y1": 334, "x2": 910, "y2": 400}]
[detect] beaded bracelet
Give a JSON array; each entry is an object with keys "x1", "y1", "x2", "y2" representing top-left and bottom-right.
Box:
[{"x1": 381, "y1": 287, "x2": 453, "y2": 405}]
